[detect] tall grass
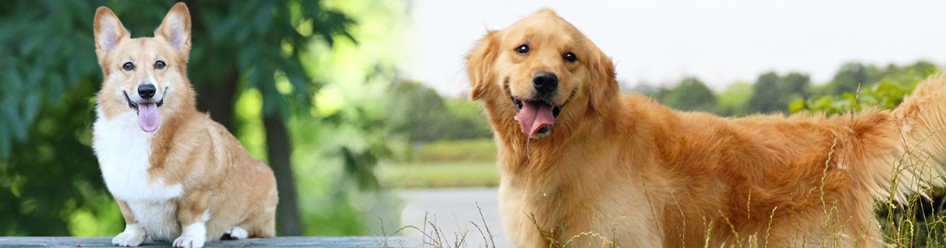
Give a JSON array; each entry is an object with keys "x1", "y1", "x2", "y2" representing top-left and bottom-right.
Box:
[{"x1": 379, "y1": 203, "x2": 498, "y2": 248}]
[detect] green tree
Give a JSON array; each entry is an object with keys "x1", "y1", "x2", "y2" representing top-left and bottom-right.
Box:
[
  {"x1": 388, "y1": 81, "x2": 451, "y2": 143},
  {"x1": 443, "y1": 99, "x2": 492, "y2": 140},
  {"x1": 783, "y1": 72, "x2": 811, "y2": 99},
  {"x1": 663, "y1": 77, "x2": 718, "y2": 113},
  {"x1": 792, "y1": 62, "x2": 939, "y2": 115},
  {"x1": 745, "y1": 72, "x2": 810, "y2": 114},
  {"x1": 388, "y1": 82, "x2": 492, "y2": 146},
  {"x1": 746, "y1": 72, "x2": 784, "y2": 113},
  {"x1": 822, "y1": 62, "x2": 883, "y2": 96},
  {"x1": 0, "y1": 0, "x2": 357, "y2": 236},
  {"x1": 716, "y1": 82, "x2": 752, "y2": 116}
]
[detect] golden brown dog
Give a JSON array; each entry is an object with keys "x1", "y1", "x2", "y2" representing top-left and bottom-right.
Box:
[{"x1": 468, "y1": 9, "x2": 946, "y2": 247}]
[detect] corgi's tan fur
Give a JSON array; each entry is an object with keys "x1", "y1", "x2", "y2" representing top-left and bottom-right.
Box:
[{"x1": 92, "y1": 3, "x2": 277, "y2": 248}]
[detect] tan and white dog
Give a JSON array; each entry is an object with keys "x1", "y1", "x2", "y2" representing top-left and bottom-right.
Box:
[{"x1": 92, "y1": 3, "x2": 278, "y2": 248}]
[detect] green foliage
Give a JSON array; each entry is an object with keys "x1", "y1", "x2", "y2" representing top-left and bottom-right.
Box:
[
  {"x1": 0, "y1": 0, "x2": 113, "y2": 236},
  {"x1": 0, "y1": 82, "x2": 123, "y2": 236},
  {"x1": 789, "y1": 81, "x2": 911, "y2": 115},
  {"x1": 388, "y1": 81, "x2": 451, "y2": 142},
  {"x1": 0, "y1": 1, "x2": 99, "y2": 159},
  {"x1": 387, "y1": 81, "x2": 491, "y2": 144},
  {"x1": 200, "y1": 0, "x2": 353, "y2": 119},
  {"x1": 661, "y1": 77, "x2": 718, "y2": 113},
  {"x1": 790, "y1": 61, "x2": 939, "y2": 115},
  {"x1": 821, "y1": 62, "x2": 884, "y2": 96},
  {"x1": 444, "y1": 99, "x2": 493, "y2": 140},
  {"x1": 745, "y1": 72, "x2": 811, "y2": 114},
  {"x1": 715, "y1": 82, "x2": 752, "y2": 116}
]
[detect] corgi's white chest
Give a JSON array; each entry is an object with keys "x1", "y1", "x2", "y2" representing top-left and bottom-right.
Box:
[
  {"x1": 127, "y1": 200, "x2": 181, "y2": 241},
  {"x1": 92, "y1": 107, "x2": 182, "y2": 202}
]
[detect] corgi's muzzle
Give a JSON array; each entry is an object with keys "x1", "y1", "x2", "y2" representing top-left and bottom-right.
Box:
[{"x1": 123, "y1": 84, "x2": 166, "y2": 133}]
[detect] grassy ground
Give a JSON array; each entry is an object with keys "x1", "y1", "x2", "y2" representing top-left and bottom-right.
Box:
[{"x1": 378, "y1": 139, "x2": 499, "y2": 189}]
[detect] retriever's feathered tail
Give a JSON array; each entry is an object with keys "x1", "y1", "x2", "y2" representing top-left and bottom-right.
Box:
[{"x1": 886, "y1": 74, "x2": 946, "y2": 202}]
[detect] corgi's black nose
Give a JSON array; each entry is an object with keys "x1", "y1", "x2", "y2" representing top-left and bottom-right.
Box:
[
  {"x1": 138, "y1": 84, "x2": 156, "y2": 99},
  {"x1": 532, "y1": 72, "x2": 558, "y2": 95}
]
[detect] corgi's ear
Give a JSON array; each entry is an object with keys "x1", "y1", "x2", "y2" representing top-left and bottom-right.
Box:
[
  {"x1": 93, "y1": 6, "x2": 129, "y2": 62},
  {"x1": 155, "y1": 2, "x2": 192, "y2": 56},
  {"x1": 466, "y1": 31, "x2": 500, "y2": 100}
]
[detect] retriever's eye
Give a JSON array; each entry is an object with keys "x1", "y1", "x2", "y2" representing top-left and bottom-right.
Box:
[
  {"x1": 563, "y1": 52, "x2": 577, "y2": 63},
  {"x1": 154, "y1": 60, "x2": 166, "y2": 70},
  {"x1": 515, "y1": 44, "x2": 530, "y2": 54},
  {"x1": 122, "y1": 62, "x2": 135, "y2": 71}
]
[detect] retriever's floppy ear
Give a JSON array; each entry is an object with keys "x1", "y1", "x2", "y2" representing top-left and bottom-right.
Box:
[
  {"x1": 586, "y1": 42, "x2": 617, "y2": 117},
  {"x1": 93, "y1": 7, "x2": 130, "y2": 64},
  {"x1": 155, "y1": 3, "x2": 192, "y2": 57},
  {"x1": 467, "y1": 31, "x2": 500, "y2": 100}
]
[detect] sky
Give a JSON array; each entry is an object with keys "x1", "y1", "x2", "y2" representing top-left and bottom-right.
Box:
[{"x1": 404, "y1": 0, "x2": 946, "y2": 97}]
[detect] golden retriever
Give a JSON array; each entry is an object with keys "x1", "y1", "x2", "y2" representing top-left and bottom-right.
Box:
[{"x1": 467, "y1": 9, "x2": 946, "y2": 247}]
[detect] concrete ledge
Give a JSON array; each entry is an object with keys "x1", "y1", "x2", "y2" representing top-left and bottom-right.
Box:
[{"x1": 0, "y1": 236, "x2": 420, "y2": 247}]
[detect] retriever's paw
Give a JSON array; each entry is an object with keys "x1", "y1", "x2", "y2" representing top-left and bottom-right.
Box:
[
  {"x1": 172, "y1": 234, "x2": 206, "y2": 248},
  {"x1": 111, "y1": 224, "x2": 146, "y2": 247},
  {"x1": 224, "y1": 226, "x2": 248, "y2": 240}
]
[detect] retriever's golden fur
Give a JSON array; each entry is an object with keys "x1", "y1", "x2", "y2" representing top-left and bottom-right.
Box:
[{"x1": 468, "y1": 9, "x2": 946, "y2": 247}]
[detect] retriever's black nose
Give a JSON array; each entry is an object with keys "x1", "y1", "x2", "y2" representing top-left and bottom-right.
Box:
[
  {"x1": 138, "y1": 84, "x2": 156, "y2": 99},
  {"x1": 533, "y1": 72, "x2": 558, "y2": 94}
]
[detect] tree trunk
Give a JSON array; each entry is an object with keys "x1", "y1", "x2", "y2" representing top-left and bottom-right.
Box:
[
  {"x1": 196, "y1": 70, "x2": 239, "y2": 131},
  {"x1": 263, "y1": 113, "x2": 302, "y2": 236},
  {"x1": 185, "y1": 1, "x2": 237, "y2": 131}
]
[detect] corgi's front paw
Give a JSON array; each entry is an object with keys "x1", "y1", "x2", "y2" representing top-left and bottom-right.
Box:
[
  {"x1": 173, "y1": 221, "x2": 207, "y2": 248},
  {"x1": 172, "y1": 234, "x2": 206, "y2": 248},
  {"x1": 112, "y1": 224, "x2": 146, "y2": 247}
]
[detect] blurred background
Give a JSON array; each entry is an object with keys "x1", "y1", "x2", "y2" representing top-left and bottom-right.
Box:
[{"x1": 1, "y1": 0, "x2": 945, "y2": 247}]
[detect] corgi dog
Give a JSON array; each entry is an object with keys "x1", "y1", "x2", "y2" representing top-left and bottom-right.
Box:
[{"x1": 92, "y1": 3, "x2": 278, "y2": 248}]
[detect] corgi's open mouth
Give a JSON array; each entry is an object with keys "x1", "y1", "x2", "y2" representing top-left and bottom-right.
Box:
[
  {"x1": 506, "y1": 82, "x2": 575, "y2": 139},
  {"x1": 123, "y1": 90, "x2": 165, "y2": 133}
]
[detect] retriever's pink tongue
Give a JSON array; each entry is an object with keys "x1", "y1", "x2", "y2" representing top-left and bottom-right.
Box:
[
  {"x1": 514, "y1": 102, "x2": 555, "y2": 136},
  {"x1": 137, "y1": 103, "x2": 160, "y2": 132}
]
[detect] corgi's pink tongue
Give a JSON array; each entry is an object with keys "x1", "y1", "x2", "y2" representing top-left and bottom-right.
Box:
[
  {"x1": 514, "y1": 101, "x2": 555, "y2": 136},
  {"x1": 137, "y1": 103, "x2": 160, "y2": 133}
]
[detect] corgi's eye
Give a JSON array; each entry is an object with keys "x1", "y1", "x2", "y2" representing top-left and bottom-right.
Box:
[
  {"x1": 515, "y1": 44, "x2": 529, "y2": 54},
  {"x1": 154, "y1": 60, "x2": 166, "y2": 70},
  {"x1": 563, "y1": 52, "x2": 577, "y2": 63},
  {"x1": 122, "y1": 62, "x2": 135, "y2": 71}
]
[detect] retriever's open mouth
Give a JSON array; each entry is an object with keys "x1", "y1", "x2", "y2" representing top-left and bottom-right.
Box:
[
  {"x1": 511, "y1": 96, "x2": 563, "y2": 138},
  {"x1": 504, "y1": 79, "x2": 576, "y2": 139}
]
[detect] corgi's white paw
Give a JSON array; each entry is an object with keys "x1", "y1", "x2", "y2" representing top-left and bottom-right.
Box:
[
  {"x1": 225, "y1": 226, "x2": 248, "y2": 239},
  {"x1": 112, "y1": 224, "x2": 146, "y2": 247},
  {"x1": 173, "y1": 222, "x2": 207, "y2": 248},
  {"x1": 172, "y1": 234, "x2": 206, "y2": 248}
]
